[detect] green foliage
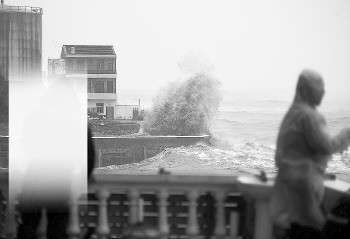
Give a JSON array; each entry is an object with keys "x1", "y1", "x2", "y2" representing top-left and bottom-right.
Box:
[{"x1": 144, "y1": 73, "x2": 222, "y2": 136}]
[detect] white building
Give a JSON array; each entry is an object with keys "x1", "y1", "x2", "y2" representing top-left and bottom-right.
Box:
[
  {"x1": 115, "y1": 104, "x2": 141, "y2": 120},
  {"x1": 60, "y1": 45, "x2": 117, "y2": 119}
]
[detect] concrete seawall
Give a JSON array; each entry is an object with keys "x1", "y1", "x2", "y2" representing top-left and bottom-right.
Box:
[
  {"x1": 0, "y1": 135, "x2": 210, "y2": 168},
  {"x1": 93, "y1": 135, "x2": 210, "y2": 167}
]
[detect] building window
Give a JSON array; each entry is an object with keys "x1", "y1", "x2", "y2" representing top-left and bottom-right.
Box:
[
  {"x1": 94, "y1": 81, "x2": 105, "y2": 93},
  {"x1": 108, "y1": 62, "x2": 113, "y2": 71},
  {"x1": 107, "y1": 80, "x2": 114, "y2": 93},
  {"x1": 96, "y1": 103, "x2": 104, "y2": 113}
]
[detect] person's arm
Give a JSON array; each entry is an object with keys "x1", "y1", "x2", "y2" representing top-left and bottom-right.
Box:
[
  {"x1": 304, "y1": 110, "x2": 350, "y2": 154},
  {"x1": 330, "y1": 128, "x2": 350, "y2": 153}
]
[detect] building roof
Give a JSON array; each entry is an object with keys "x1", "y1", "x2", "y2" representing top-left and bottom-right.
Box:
[
  {"x1": 0, "y1": 5, "x2": 43, "y2": 14},
  {"x1": 61, "y1": 45, "x2": 116, "y2": 58}
]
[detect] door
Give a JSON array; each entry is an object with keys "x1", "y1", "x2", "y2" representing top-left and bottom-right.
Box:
[{"x1": 106, "y1": 107, "x2": 114, "y2": 119}]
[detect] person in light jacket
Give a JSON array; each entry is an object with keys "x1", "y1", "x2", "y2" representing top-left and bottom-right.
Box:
[{"x1": 270, "y1": 69, "x2": 350, "y2": 238}]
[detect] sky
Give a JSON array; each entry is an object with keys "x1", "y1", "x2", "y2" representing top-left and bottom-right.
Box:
[{"x1": 6, "y1": 0, "x2": 350, "y2": 102}]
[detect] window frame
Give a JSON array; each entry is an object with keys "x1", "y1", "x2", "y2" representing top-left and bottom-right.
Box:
[{"x1": 96, "y1": 103, "x2": 104, "y2": 114}]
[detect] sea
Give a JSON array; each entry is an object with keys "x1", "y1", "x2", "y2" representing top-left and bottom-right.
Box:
[
  {"x1": 211, "y1": 97, "x2": 350, "y2": 174},
  {"x1": 119, "y1": 90, "x2": 350, "y2": 175}
]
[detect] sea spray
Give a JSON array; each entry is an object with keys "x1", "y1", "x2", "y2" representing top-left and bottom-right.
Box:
[
  {"x1": 144, "y1": 52, "x2": 222, "y2": 136},
  {"x1": 144, "y1": 73, "x2": 222, "y2": 136}
]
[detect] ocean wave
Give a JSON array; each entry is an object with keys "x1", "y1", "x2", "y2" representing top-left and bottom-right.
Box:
[
  {"x1": 98, "y1": 143, "x2": 278, "y2": 173},
  {"x1": 98, "y1": 141, "x2": 350, "y2": 175}
]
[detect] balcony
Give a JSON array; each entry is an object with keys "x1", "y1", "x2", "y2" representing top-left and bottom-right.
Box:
[
  {"x1": 88, "y1": 93, "x2": 117, "y2": 100},
  {"x1": 0, "y1": 171, "x2": 349, "y2": 239}
]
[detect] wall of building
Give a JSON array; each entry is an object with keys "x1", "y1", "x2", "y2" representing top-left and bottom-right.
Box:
[
  {"x1": 88, "y1": 99, "x2": 115, "y2": 114},
  {"x1": 115, "y1": 105, "x2": 141, "y2": 120},
  {"x1": 92, "y1": 135, "x2": 210, "y2": 167},
  {"x1": 0, "y1": 9, "x2": 42, "y2": 82},
  {"x1": 48, "y1": 58, "x2": 66, "y2": 76}
]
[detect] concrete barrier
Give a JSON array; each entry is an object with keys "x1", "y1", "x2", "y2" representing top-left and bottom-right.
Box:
[{"x1": 93, "y1": 135, "x2": 210, "y2": 167}]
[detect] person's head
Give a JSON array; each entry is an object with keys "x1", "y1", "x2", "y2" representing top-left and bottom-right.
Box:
[{"x1": 295, "y1": 69, "x2": 325, "y2": 106}]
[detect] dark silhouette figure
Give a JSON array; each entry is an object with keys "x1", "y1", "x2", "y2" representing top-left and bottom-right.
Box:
[
  {"x1": 270, "y1": 69, "x2": 350, "y2": 238},
  {"x1": 16, "y1": 80, "x2": 95, "y2": 239}
]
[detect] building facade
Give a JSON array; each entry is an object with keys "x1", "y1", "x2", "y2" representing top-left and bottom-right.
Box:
[
  {"x1": 115, "y1": 105, "x2": 141, "y2": 120},
  {"x1": 60, "y1": 45, "x2": 117, "y2": 119},
  {"x1": 0, "y1": 4, "x2": 43, "y2": 82}
]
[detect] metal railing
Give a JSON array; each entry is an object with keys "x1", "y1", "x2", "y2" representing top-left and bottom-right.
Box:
[{"x1": 0, "y1": 5, "x2": 43, "y2": 14}]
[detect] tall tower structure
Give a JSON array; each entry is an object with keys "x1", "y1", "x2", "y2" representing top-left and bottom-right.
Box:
[
  {"x1": 0, "y1": 3, "x2": 43, "y2": 165},
  {"x1": 0, "y1": 4, "x2": 43, "y2": 82}
]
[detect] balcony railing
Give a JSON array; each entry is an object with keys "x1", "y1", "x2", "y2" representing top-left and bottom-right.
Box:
[
  {"x1": 0, "y1": 171, "x2": 349, "y2": 239},
  {"x1": 88, "y1": 93, "x2": 117, "y2": 100}
]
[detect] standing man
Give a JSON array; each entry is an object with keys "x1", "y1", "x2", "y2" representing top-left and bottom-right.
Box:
[{"x1": 270, "y1": 69, "x2": 350, "y2": 238}]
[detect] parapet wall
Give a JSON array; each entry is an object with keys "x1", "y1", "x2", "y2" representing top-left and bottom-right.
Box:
[{"x1": 93, "y1": 135, "x2": 210, "y2": 167}]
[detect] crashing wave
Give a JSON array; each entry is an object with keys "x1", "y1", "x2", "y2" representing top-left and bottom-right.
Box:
[{"x1": 97, "y1": 141, "x2": 350, "y2": 175}]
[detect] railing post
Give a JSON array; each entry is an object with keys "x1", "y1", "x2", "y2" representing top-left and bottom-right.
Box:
[
  {"x1": 96, "y1": 188, "x2": 110, "y2": 239},
  {"x1": 157, "y1": 189, "x2": 169, "y2": 239},
  {"x1": 254, "y1": 200, "x2": 272, "y2": 239},
  {"x1": 67, "y1": 197, "x2": 81, "y2": 239},
  {"x1": 214, "y1": 191, "x2": 226, "y2": 239},
  {"x1": 37, "y1": 209, "x2": 47, "y2": 239},
  {"x1": 128, "y1": 188, "x2": 140, "y2": 224},
  {"x1": 138, "y1": 198, "x2": 144, "y2": 222},
  {"x1": 186, "y1": 190, "x2": 199, "y2": 239},
  {"x1": 229, "y1": 212, "x2": 239, "y2": 239},
  {"x1": 237, "y1": 176, "x2": 273, "y2": 239}
]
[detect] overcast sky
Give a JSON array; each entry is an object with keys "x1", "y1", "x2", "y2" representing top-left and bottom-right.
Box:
[{"x1": 7, "y1": 0, "x2": 350, "y2": 101}]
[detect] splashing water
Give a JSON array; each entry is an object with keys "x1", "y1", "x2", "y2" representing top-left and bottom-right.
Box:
[{"x1": 144, "y1": 73, "x2": 222, "y2": 136}]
